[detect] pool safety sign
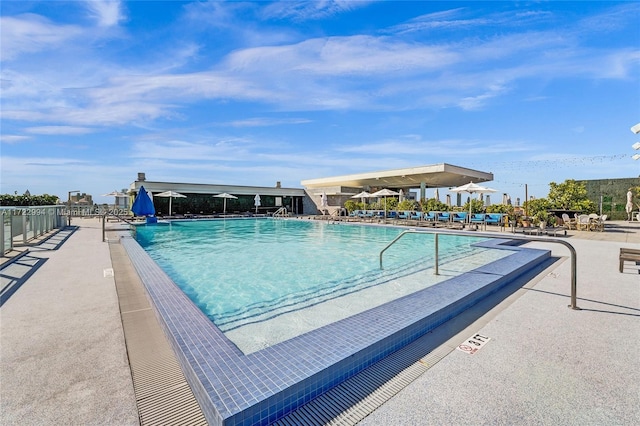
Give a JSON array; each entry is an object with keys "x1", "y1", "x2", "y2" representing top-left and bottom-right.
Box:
[{"x1": 456, "y1": 333, "x2": 491, "y2": 355}]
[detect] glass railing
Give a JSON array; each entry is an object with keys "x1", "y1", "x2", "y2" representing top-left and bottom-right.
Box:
[{"x1": 0, "y1": 206, "x2": 67, "y2": 256}]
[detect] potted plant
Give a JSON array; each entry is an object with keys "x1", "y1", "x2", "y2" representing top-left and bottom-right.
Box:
[{"x1": 534, "y1": 210, "x2": 550, "y2": 229}]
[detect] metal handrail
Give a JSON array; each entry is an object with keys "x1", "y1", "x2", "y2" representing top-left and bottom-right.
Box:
[
  {"x1": 379, "y1": 229, "x2": 579, "y2": 310},
  {"x1": 102, "y1": 213, "x2": 137, "y2": 242},
  {"x1": 273, "y1": 207, "x2": 288, "y2": 217}
]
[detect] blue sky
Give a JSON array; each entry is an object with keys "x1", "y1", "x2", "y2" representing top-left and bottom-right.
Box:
[{"x1": 1, "y1": 1, "x2": 639, "y2": 205}]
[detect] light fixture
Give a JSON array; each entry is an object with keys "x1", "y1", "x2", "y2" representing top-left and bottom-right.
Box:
[
  {"x1": 632, "y1": 123, "x2": 640, "y2": 134},
  {"x1": 633, "y1": 141, "x2": 640, "y2": 150},
  {"x1": 633, "y1": 154, "x2": 640, "y2": 161}
]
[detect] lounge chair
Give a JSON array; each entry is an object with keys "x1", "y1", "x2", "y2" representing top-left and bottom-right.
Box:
[
  {"x1": 437, "y1": 212, "x2": 450, "y2": 222},
  {"x1": 409, "y1": 211, "x2": 423, "y2": 221},
  {"x1": 423, "y1": 211, "x2": 436, "y2": 221},
  {"x1": 469, "y1": 213, "x2": 486, "y2": 225},
  {"x1": 451, "y1": 212, "x2": 467, "y2": 223},
  {"x1": 485, "y1": 214, "x2": 503, "y2": 225},
  {"x1": 397, "y1": 211, "x2": 410, "y2": 220}
]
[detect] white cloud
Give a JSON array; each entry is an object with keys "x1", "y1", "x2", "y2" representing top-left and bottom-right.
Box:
[
  {"x1": 25, "y1": 126, "x2": 95, "y2": 135},
  {"x1": 0, "y1": 134, "x2": 30, "y2": 144},
  {"x1": 0, "y1": 14, "x2": 83, "y2": 61},
  {"x1": 261, "y1": 1, "x2": 371, "y2": 21},
  {"x1": 84, "y1": 0, "x2": 124, "y2": 27}
]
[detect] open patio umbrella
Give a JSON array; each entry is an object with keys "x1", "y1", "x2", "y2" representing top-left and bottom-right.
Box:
[
  {"x1": 131, "y1": 186, "x2": 155, "y2": 217},
  {"x1": 254, "y1": 194, "x2": 261, "y2": 213},
  {"x1": 214, "y1": 192, "x2": 237, "y2": 214},
  {"x1": 450, "y1": 182, "x2": 496, "y2": 222},
  {"x1": 351, "y1": 190, "x2": 371, "y2": 206},
  {"x1": 155, "y1": 190, "x2": 187, "y2": 216},
  {"x1": 371, "y1": 188, "x2": 399, "y2": 212}
]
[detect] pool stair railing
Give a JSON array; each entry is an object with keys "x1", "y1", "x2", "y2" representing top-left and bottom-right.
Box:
[
  {"x1": 272, "y1": 207, "x2": 289, "y2": 217},
  {"x1": 379, "y1": 229, "x2": 579, "y2": 310}
]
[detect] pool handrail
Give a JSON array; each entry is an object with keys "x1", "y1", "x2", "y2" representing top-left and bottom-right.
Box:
[{"x1": 379, "y1": 229, "x2": 579, "y2": 310}]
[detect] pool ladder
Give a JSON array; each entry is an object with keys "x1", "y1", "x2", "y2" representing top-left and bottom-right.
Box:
[
  {"x1": 379, "y1": 229, "x2": 579, "y2": 310},
  {"x1": 273, "y1": 207, "x2": 289, "y2": 217}
]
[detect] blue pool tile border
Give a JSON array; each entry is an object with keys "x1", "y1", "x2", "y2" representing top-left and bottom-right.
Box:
[{"x1": 121, "y1": 227, "x2": 550, "y2": 426}]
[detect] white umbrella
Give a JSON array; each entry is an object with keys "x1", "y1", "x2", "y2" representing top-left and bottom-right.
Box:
[
  {"x1": 101, "y1": 190, "x2": 127, "y2": 209},
  {"x1": 398, "y1": 189, "x2": 405, "y2": 202},
  {"x1": 320, "y1": 192, "x2": 328, "y2": 207},
  {"x1": 214, "y1": 192, "x2": 238, "y2": 214},
  {"x1": 450, "y1": 182, "x2": 497, "y2": 222},
  {"x1": 626, "y1": 190, "x2": 634, "y2": 220},
  {"x1": 371, "y1": 188, "x2": 399, "y2": 212},
  {"x1": 156, "y1": 190, "x2": 187, "y2": 215},
  {"x1": 254, "y1": 194, "x2": 261, "y2": 213},
  {"x1": 351, "y1": 190, "x2": 371, "y2": 206}
]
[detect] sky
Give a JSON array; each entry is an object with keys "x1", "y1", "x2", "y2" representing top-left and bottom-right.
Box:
[{"x1": 1, "y1": 1, "x2": 639, "y2": 205}]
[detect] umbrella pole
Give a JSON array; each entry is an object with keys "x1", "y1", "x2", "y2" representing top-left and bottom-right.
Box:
[{"x1": 169, "y1": 197, "x2": 172, "y2": 216}]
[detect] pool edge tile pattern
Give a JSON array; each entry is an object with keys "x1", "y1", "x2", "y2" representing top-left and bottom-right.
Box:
[{"x1": 121, "y1": 234, "x2": 550, "y2": 426}]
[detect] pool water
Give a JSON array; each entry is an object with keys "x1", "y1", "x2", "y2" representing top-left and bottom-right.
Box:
[{"x1": 135, "y1": 218, "x2": 508, "y2": 351}]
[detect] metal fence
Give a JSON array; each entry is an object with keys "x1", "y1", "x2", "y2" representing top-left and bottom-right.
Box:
[{"x1": 1, "y1": 206, "x2": 67, "y2": 256}]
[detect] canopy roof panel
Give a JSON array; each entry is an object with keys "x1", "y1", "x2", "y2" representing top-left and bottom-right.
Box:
[{"x1": 301, "y1": 163, "x2": 493, "y2": 190}]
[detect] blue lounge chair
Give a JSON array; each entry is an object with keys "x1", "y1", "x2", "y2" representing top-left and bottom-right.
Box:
[
  {"x1": 423, "y1": 211, "x2": 436, "y2": 221},
  {"x1": 397, "y1": 211, "x2": 410, "y2": 220},
  {"x1": 409, "y1": 211, "x2": 423, "y2": 221},
  {"x1": 485, "y1": 213, "x2": 504, "y2": 225},
  {"x1": 470, "y1": 213, "x2": 486, "y2": 224},
  {"x1": 451, "y1": 212, "x2": 467, "y2": 223},
  {"x1": 437, "y1": 212, "x2": 450, "y2": 222}
]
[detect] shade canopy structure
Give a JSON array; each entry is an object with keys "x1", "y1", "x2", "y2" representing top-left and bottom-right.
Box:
[
  {"x1": 254, "y1": 194, "x2": 261, "y2": 213},
  {"x1": 371, "y1": 188, "x2": 400, "y2": 212},
  {"x1": 155, "y1": 190, "x2": 187, "y2": 216},
  {"x1": 213, "y1": 193, "x2": 238, "y2": 214},
  {"x1": 450, "y1": 182, "x2": 497, "y2": 222},
  {"x1": 302, "y1": 163, "x2": 494, "y2": 193},
  {"x1": 131, "y1": 186, "x2": 155, "y2": 217}
]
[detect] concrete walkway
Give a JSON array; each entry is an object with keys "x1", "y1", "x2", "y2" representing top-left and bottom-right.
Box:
[
  {"x1": 1, "y1": 219, "x2": 138, "y2": 425},
  {"x1": 1, "y1": 218, "x2": 638, "y2": 425},
  {"x1": 360, "y1": 224, "x2": 640, "y2": 425}
]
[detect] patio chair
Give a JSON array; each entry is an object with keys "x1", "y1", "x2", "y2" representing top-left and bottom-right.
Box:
[
  {"x1": 593, "y1": 214, "x2": 607, "y2": 232},
  {"x1": 562, "y1": 213, "x2": 577, "y2": 230},
  {"x1": 576, "y1": 215, "x2": 591, "y2": 231}
]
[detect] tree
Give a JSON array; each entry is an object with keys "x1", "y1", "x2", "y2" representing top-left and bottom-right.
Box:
[{"x1": 547, "y1": 179, "x2": 596, "y2": 213}]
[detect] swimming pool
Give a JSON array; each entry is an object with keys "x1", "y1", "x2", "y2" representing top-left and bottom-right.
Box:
[
  {"x1": 124, "y1": 218, "x2": 551, "y2": 425},
  {"x1": 135, "y1": 219, "x2": 510, "y2": 353}
]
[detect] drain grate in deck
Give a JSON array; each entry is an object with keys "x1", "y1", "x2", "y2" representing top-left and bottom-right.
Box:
[{"x1": 109, "y1": 237, "x2": 207, "y2": 426}]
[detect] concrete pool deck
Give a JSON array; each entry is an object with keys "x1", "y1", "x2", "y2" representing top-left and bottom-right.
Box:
[{"x1": 1, "y1": 217, "x2": 638, "y2": 425}]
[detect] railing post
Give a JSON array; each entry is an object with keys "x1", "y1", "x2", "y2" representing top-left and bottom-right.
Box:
[{"x1": 434, "y1": 233, "x2": 439, "y2": 275}]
